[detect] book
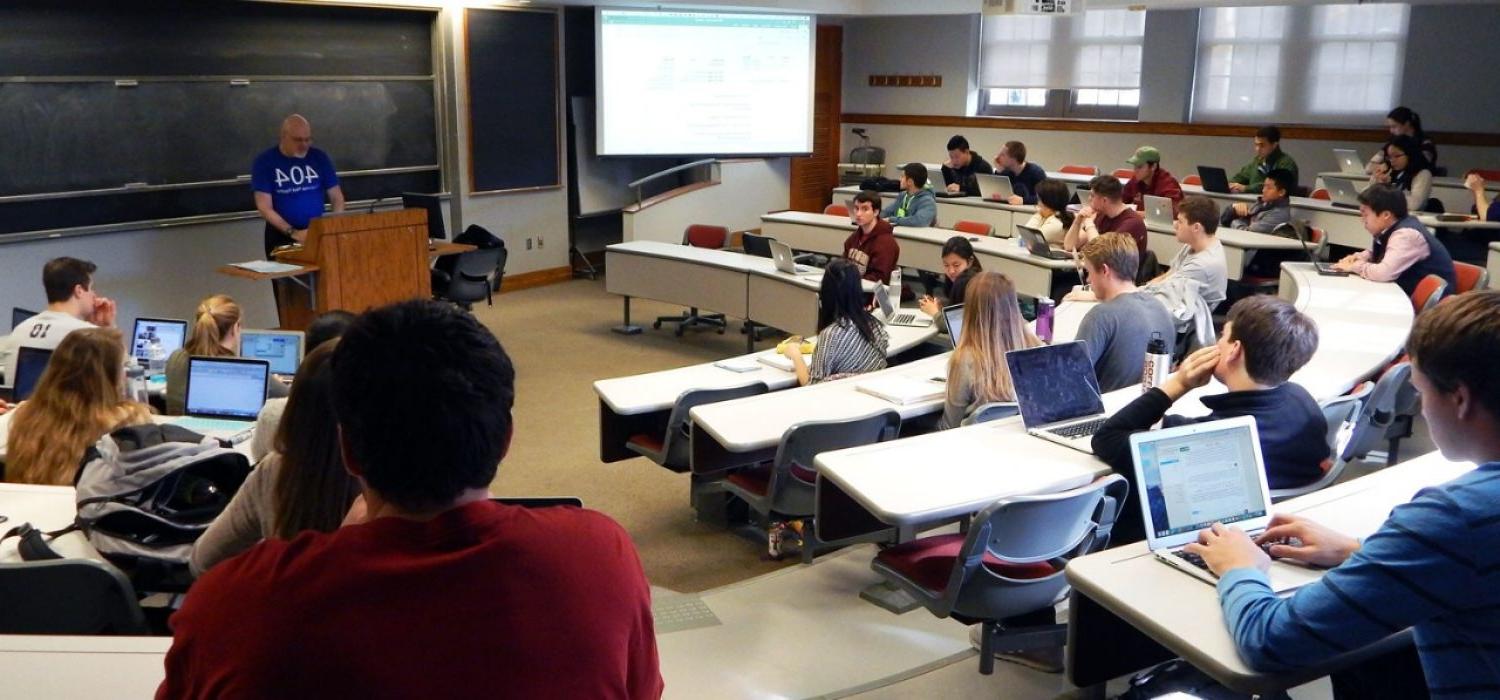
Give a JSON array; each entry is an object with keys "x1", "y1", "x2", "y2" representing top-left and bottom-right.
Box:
[{"x1": 855, "y1": 376, "x2": 946, "y2": 405}]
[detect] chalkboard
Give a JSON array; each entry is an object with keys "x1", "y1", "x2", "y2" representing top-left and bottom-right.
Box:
[{"x1": 465, "y1": 8, "x2": 562, "y2": 193}]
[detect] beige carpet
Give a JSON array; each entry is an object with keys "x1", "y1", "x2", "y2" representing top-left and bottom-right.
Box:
[{"x1": 468, "y1": 278, "x2": 795, "y2": 593}]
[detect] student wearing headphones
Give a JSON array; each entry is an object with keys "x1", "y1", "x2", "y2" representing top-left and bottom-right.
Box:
[
  {"x1": 938, "y1": 272, "x2": 1039, "y2": 430},
  {"x1": 783, "y1": 259, "x2": 889, "y2": 386}
]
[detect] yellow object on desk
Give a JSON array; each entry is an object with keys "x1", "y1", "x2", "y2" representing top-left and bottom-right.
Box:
[{"x1": 777, "y1": 338, "x2": 816, "y2": 356}]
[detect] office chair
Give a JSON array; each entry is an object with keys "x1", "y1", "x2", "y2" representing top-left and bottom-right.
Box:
[
  {"x1": 0, "y1": 559, "x2": 149, "y2": 635},
  {"x1": 1410, "y1": 275, "x2": 1448, "y2": 315},
  {"x1": 1453, "y1": 261, "x2": 1489, "y2": 293},
  {"x1": 823, "y1": 204, "x2": 849, "y2": 217},
  {"x1": 625, "y1": 383, "x2": 769, "y2": 473},
  {"x1": 1112, "y1": 168, "x2": 1134, "y2": 181},
  {"x1": 1058, "y1": 165, "x2": 1098, "y2": 176},
  {"x1": 1310, "y1": 188, "x2": 1330, "y2": 201},
  {"x1": 953, "y1": 220, "x2": 995, "y2": 237},
  {"x1": 655, "y1": 225, "x2": 731, "y2": 336},
  {"x1": 872, "y1": 475, "x2": 1128, "y2": 674},
  {"x1": 433, "y1": 246, "x2": 505, "y2": 310},
  {"x1": 1181, "y1": 174, "x2": 1202, "y2": 187},
  {"x1": 1270, "y1": 385, "x2": 1371, "y2": 502},
  {"x1": 962, "y1": 402, "x2": 1019, "y2": 426}
]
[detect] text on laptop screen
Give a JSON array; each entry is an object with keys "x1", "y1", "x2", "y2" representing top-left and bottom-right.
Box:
[
  {"x1": 241, "y1": 333, "x2": 302, "y2": 375},
  {"x1": 1138, "y1": 423, "x2": 1267, "y2": 539},
  {"x1": 186, "y1": 360, "x2": 268, "y2": 419},
  {"x1": 1008, "y1": 342, "x2": 1104, "y2": 427},
  {"x1": 131, "y1": 319, "x2": 187, "y2": 362}
]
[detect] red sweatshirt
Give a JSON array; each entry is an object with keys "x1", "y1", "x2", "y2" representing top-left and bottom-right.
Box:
[{"x1": 842, "y1": 219, "x2": 901, "y2": 284}]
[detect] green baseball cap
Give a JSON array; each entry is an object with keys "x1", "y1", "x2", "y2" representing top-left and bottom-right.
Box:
[{"x1": 1126, "y1": 146, "x2": 1161, "y2": 166}]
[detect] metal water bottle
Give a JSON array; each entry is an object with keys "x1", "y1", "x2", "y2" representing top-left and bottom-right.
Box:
[
  {"x1": 125, "y1": 365, "x2": 149, "y2": 403},
  {"x1": 1142, "y1": 332, "x2": 1171, "y2": 392},
  {"x1": 1036, "y1": 297, "x2": 1055, "y2": 343}
]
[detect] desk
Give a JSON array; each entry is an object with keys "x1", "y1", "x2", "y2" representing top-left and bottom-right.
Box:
[
  {"x1": 1489, "y1": 242, "x2": 1500, "y2": 289},
  {"x1": 1066, "y1": 451, "x2": 1475, "y2": 695},
  {"x1": 1144, "y1": 222, "x2": 1307, "y2": 281},
  {"x1": 1315, "y1": 171, "x2": 1500, "y2": 213},
  {"x1": 0, "y1": 635, "x2": 169, "y2": 698},
  {"x1": 0, "y1": 483, "x2": 97, "y2": 562},
  {"x1": 831, "y1": 185, "x2": 1035, "y2": 236}
]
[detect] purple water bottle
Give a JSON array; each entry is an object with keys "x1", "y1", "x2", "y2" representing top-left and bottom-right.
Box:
[{"x1": 1036, "y1": 297, "x2": 1055, "y2": 343}]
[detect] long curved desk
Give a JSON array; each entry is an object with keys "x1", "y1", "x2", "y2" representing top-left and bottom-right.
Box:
[{"x1": 830, "y1": 185, "x2": 1036, "y2": 235}]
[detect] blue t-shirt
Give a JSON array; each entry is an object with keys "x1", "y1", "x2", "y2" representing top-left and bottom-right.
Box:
[{"x1": 251, "y1": 147, "x2": 339, "y2": 229}]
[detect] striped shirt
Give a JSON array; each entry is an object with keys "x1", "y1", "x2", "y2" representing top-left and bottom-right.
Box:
[
  {"x1": 1217, "y1": 461, "x2": 1500, "y2": 697},
  {"x1": 809, "y1": 318, "x2": 888, "y2": 384}
]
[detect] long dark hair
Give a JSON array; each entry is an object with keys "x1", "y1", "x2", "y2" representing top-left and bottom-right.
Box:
[
  {"x1": 1036, "y1": 179, "x2": 1075, "y2": 228},
  {"x1": 270, "y1": 341, "x2": 359, "y2": 539},
  {"x1": 818, "y1": 258, "x2": 879, "y2": 345},
  {"x1": 1386, "y1": 134, "x2": 1432, "y2": 187},
  {"x1": 1387, "y1": 107, "x2": 1425, "y2": 141},
  {"x1": 940, "y1": 236, "x2": 981, "y2": 271}
]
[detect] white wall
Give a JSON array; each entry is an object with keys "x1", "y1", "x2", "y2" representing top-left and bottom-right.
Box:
[{"x1": 623, "y1": 159, "x2": 790, "y2": 243}]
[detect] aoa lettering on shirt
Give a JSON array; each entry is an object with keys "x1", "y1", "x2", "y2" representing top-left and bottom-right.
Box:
[{"x1": 273, "y1": 165, "x2": 322, "y2": 194}]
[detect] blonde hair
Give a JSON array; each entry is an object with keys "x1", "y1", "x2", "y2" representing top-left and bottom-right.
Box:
[
  {"x1": 185, "y1": 294, "x2": 241, "y2": 357},
  {"x1": 1079, "y1": 233, "x2": 1140, "y2": 282},
  {"x1": 947, "y1": 272, "x2": 1039, "y2": 405},
  {"x1": 7, "y1": 328, "x2": 152, "y2": 485}
]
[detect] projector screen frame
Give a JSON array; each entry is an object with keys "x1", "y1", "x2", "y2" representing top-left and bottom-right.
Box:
[{"x1": 593, "y1": 7, "x2": 816, "y2": 159}]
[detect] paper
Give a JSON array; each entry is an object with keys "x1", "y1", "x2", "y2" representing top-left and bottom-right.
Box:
[
  {"x1": 713, "y1": 358, "x2": 761, "y2": 373},
  {"x1": 231, "y1": 260, "x2": 303, "y2": 274},
  {"x1": 855, "y1": 376, "x2": 946, "y2": 405}
]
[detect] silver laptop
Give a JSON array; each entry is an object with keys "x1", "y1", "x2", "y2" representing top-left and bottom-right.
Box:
[
  {"x1": 176, "y1": 356, "x2": 271, "y2": 443},
  {"x1": 1006, "y1": 341, "x2": 1107, "y2": 453},
  {"x1": 874, "y1": 285, "x2": 932, "y2": 327},
  {"x1": 130, "y1": 317, "x2": 188, "y2": 368},
  {"x1": 1332, "y1": 148, "x2": 1364, "y2": 175},
  {"x1": 1131, "y1": 416, "x2": 1323, "y2": 593},
  {"x1": 1322, "y1": 176, "x2": 1363, "y2": 209},
  {"x1": 943, "y1": 304, "x2": 964, "y2": 348},
  {"x1": 770, "y1": 239, "x2": 820, "y2": 276},
  {"x1": 240, "y1": 329, "x2": 305, "y2": 377},
  {"x1": 1144, "y1": 195, "x2": 1174, "y2": 227},
  {"x1": 974, "y1": 173, "x2": 1014, "y2": 202},
  {"x1": 1016, "y1": 225, "x2": 1074, "y2": 261},
  {"x1": 927, "y1": 166, "x2": 962, "y2": 198}
]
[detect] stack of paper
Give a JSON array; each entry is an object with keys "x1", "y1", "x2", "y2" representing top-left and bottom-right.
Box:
[
  {"x1": 713, "y1": 357, "x2": 762, "y2": 373},
  {"x1": 231, "y1": 260, "x2": 303, "y2": 274},
  {"x1": 757, "y1": 354, "x2": 795, "y2": 371},
  {"x1": 855, "y1": 376, "x2": 946, "y2": 405}
]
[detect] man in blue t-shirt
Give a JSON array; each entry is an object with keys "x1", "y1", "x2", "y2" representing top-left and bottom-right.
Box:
[{"x1": 252, "y1": 114, "x2": 345, "y2": 257}]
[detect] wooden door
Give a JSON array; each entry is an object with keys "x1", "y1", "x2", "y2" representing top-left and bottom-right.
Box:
[{"x1": 788, "y1": 25, "x2": 842, "y2": 214}]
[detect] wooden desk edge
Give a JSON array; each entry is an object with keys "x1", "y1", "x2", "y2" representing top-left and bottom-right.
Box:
[{"x1": 215, "y1": 263, "x2": 320, "y2": 281}]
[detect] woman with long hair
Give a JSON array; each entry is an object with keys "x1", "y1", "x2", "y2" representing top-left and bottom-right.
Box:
[
  {"x1": 1024, "y1": 179, "x2": 1077, "y2": 246},
  {"x1": 783, "y1": 258, "x2": 889, "y2": 386},
  {"x1": 938, "y1": 272, "x2": 1040, "y2": 429},
  {"x1": 1374, "y1": 135, "x2": 1435, "y2": 213},
  {"x1": 919, "y1": 236, "x2": 981, "y2": 335},
  {"x1": 165, "y1": 294, "x2": 286, "y2": 414},
  {"x1": 189, "y1": 342, "x2": 360, "y2": 576},
  {"x1": 2, "y1": 327, "x2": 153, "y2": 484}
]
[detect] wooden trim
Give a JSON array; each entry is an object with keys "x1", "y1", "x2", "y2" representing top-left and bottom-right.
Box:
[
  {"x1": 840, "y1": 114, "x2": 1500, "y2": 148},
  {"x1": 500, "y1": 265, "x2": 573, "y2": 294},
  {"x1": 620, "y1": 180, "x2": 720, "y2": 213}
]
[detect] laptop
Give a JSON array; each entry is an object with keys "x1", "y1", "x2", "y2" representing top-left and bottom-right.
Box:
[
  {"x1": 874, "y1": 285, "x2": 932, "y2": 328},
  {"x1": 1144, "y1": 195, "x2": 1174, "y2": 227},
  {"x1": 943, "y1": 304, "x2": 964, "y2": 348},
  {"x1": 13, "y1": 347, "x2": 52, "y2": 402},
  {"x1": 130, "y1": 317, "x2": 188, "y2": 368},
  {"x1": 240, "y1": 329, "x2": 305, "y2": 377},
  {"x1": 1016, "y1": 225, "x2": 1074, "y2": 261},
  {"x1": 927, "y1": 166, "x2": 962, "y2": 198},
  {"x1": 769, "y1": 240, "x2": 820, "y2": 276},
  {"x1": 975, "y1": 174, "x2": 1014, "y2": 202},
  {"x1": 177, "y1": 357, "x2": 270, "y2": 443},
  {"x1": 1196, "y1": 166, "x2": 1232, "y2": 194},
  {"x1": 11, "y1": 307, "x2": 36, "y2": 332},
  {"x1": 1322, "y1": 176, "x2": 1363, "y2": 209},
  {"x1": 1282, "y1": 219, "x2": 1349, "y2": 277},
  {"x1": 1131, "y1": 416, "x2": 1324, "y2": 593},
  {"x1": 402, "y1": 192, "x2": 446, "y2": 243},
  {"x1": 1332, "y1": 148, "x2": 1365, "y2": 176},
  {"x1": 1007, "y1": 341, "x2": 1107, "y2": 453}
]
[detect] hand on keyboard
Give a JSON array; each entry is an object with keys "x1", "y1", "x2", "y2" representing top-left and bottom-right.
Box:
[{"x1": 1183, "y1": 522, "x2": 1270, "y2": 577}]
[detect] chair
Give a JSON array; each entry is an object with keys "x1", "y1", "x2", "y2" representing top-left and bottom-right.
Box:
[
  {"x1": 1350, "y1": 362, "x2": 1419, "y2": 466},
  {"x1": 1410, "y1": 274, "x2": 1448, "y2": 315},
  {"x1": 1059, "y1": 165, "x2": 1098, "y2": 176},
  {"x1": 0, "y1": 559, "x2": 148, "y2": 635},
  {"x1": 432, "y1": 245, "x2": 506, "y2": 310},
  {"x1": 1472, "y1": 168, "x2": 1500, "y2": 181},
  {"x1": 655, "y1": 225, "x2": 731, "y2": 335},
  {"x1": 625, "y1": 383, "x2": 769, "y2": 473},
  {"x1": 1112, "y1": 168, "x2": 1134, "y2": 181},
  {"x1": 722, "y1": 409, "x2": 901, "y2": 563},
  {"x1": 824, "y1": 204, "x2": 849, "y2": 217},
  {"x1": 1310, "y1": 188, "x2": 1330, "y2": 201},
  {"x1": 871, "y1": 475, "x2": 1128, "y2": 674},
  {"x1": 1134, "y1": 249, "x2": 1160, "y2": 287},
  {"x1": 1269, "y1": 385, "x2": 1371, "y2": 501},
  {"x1": 961, "y1": 402, "x2": 1019, "y2": 427},
  {"x1": 1182, "y1": 174, "x2": 1202, "y2": 187},
  {"x1": 1453, "y1": 261, "x2": 1489, "y2": 293},
  {"x1": 953, "y1": 220, "x2": 994, "y2": 237},
  {"x1": 1239, "y1": 221, "x2": 1326, "y2": 293}
]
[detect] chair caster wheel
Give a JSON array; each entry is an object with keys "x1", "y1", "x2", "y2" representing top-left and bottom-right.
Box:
[{"x1": 717, "y1": 328, "x2": 725, "y2": 334}]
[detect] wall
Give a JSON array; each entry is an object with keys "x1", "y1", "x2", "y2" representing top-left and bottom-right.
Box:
[
  {"x1": 622, "y1": 159, "x2": 791, "y2": 244},
  {"x1": 1401, "y1": 4, "x2": 1500, "y2": 134},
  {"x1": 840, "y1": 14, "x2": 975, "y2": 117}
]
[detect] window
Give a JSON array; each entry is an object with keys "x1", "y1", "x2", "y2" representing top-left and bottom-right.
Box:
[
  {"x1": 1073, "y1": 10, "x2": 1144, "y2": 108},
  {"x1": 1194, "y1": 6, "x2": 1286, "y2": 115},
  {"x1": 1307, "y1": 5, "x2": 1407, "y2": 115},
  {"x1": 978, "y1": 9, "x2": 1145, "y2": 119}
]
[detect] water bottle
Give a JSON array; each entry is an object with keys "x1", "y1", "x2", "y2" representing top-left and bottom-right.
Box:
[
  {"x1": 147, "y1": 337, "x2": 167, "y2": 377},
  {"x1": 125, "y1": 365, "x2": 149, "y2": 403},
  {"x1": 1036, "y1": 297, "x2": 1055, "y2": 343},
  {"x1": 888, "y1": 267, "x2": 902, "y2": 302},
  {"x1": 1142, "y1": 332, "x2": 1171, "y2": 392}
]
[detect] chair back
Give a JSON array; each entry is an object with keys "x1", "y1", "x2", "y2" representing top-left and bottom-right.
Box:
[
  {"x1": 1472, "y1": 168, "x2": 1500, "y2": 181},
  {"x1": 953, "y1": 220, "x2": 994, "y2": 237},
  {"x1": 1454, "y1": 261, "x2": 1489, "y2": 293},
  {"x1": 684, "y1": 224, "x2": 729, "y2": 250},
  {"x1": 440, "y1": 246, "x2": 505, "y2": 305},
  {"x1": 1341, "y1": 363, "x2": 1412, "y2": 464},
  {"x1": 1134, "y1": 249, "x2": 1160, "y2": 286},
  {"x1": 1271, "y1": 387, "x2": 1369, "y2": 501},
  {"x1": 1311, "y1": 188, "x2": 1330, "y2": 200},
  {"x1": 1182, "y1": 174, "x2": 1202, "y2": 186},
  {"x1": 823, "y1": 204, "x2": 849, "y2": 217},
  {"x1": 1112, "y1": 168, "x2": 1134, "y2": 181},
  {"x1": 741, "y1": 232, "x2": 775, "y2": 259},
  {"x1": 1411, "y1": 274, "x2": 1448, "y2": 315},
  {"x1": 767, "y1": 409, "x2": 901, "y2": 515},
  {"x1": 661, "y1": 383, "x2": 768, "y2": 470},
  {"x1": 0, "y1": 559, "x2": 148, "y2": 635},
  {"x1": 1059, "y1": 165, "x2": 1097, "y2": 176},
  {"x1": 962, "y1": 402, "x2": 1019, "y2": 426}
]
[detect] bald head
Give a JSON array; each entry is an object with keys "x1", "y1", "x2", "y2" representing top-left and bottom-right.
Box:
[{"x1": 279, "y1": 114, "x2": 313, "y2": 158}]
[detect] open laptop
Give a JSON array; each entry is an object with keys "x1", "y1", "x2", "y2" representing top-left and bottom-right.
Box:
[
  {"x1": 240, "y1": 329, "x2": 305, "y2": 377},
  {"x1": 1322, "y1": 176, "x2": 1363, "y2": 209},
  {"x1": 402, "y1": 192, "x2": 446, "y2": 243},
  {"x1": 928, "y1": 167, "x2": 963, "y2": 198},
  {"x1": 943, "y1": 304, "x2": 964, "y2": 348},
  {"x1": 1131, "y1": 416, "x2": 1323, "y2": 593},
  {"x1": 769, "y1": 240, "x2": 820, "y2": 276},
  {"x1": 13, "y1": 347, "x2": 52, "y2": 402},
  {"x1": 874, "y1": 285, "x2": 932, "y2": 327},
  {"x1": 11, "y1": 307, "x2": 36, "y2": 332},
  {"x1": 176, "y1": 357, "x2": 270, "y2": 443},
  {"x1": 975, "y1": 174, "x2": 1014, "y2": 202},
  {"x1": 1332, "y1": 148, "x2": 1365, "y2": 175},
  {"x1": 1281, "y1": 219, "x2": 1349, "y2": 277},
  {"x1": 1144, "y1": 195, "x2": 1174, "y2": 227},
  {"x1": 1007, "y1": 341, "x2": 1107, "y2": 453},
  {"x1": 1016, "y1": 225, "x2": 1074, "y2": 261},
  {"x1": 130, "y1": 317, "x2": 188, "y2": 368},
  {"x1": 1196, "y1": 166, "x2": 1232, "y2": 194}
]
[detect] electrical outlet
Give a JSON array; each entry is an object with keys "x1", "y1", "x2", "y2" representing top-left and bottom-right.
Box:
[
  {"x1": 537, "y1": 236, "x2": 544, "y2": 249},
  {"x1": 526, "y1": 238, "x2": 533, "y2": 250}
]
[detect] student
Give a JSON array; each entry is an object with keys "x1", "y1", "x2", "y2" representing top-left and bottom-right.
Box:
[
  {"x1": 1121, "y1": 146, "x2": 1184, "y2": 210},
  {"x1": 1371, "y1": 135, "x2": 1436, "y2": 213},
  {"x1": 994, "y1": 141, "x2": 1046, "y2": 205},
  {"x1": 918, "y1": 236, "x2": 981, "y2": 334},
  {"x1": 1186, "y1": 291, "x2": 1500, "y2": 698},
  {"x1": 1, "y1": 328, "x2": 152, "y2": 485},
  {"x1": 1063, "y1": 234, "x2": 1176, "y2": 392},
  {"x1": 249, "y1": 309, "x2": 355, "y2": 462},
  {"x1": 1369, "y1": 105, "x2": 1437, "y2": 174},
  {"x1": 1022, "y1": 179, "x2": 1076, "y2": 246},
  {"x1": 164, "y1": 294, "x2": 289, "y2": 415},
  {"x1": 1092, "y1": 295, "x2": 1326, "y2": 541},
  {"x1": 1333, "y1": 184, "x2": 1456, "y2": 296},
  {"x1": 880, "y1": 163, "x2": 937, "y2": 228},
  {"x1": 157, "y1": 300, "x2": 663, "y2": 698},
  {"x1": 1229, "y1": 126, "x2": 1299, "y2": 194},
  {"x1": 843, "y1": 190, "x2": 900, "y2": 285},
  {"x1": 940, "y1": 134, "x2": 994, "y2": 197},
  {"x1": 1465, "y1": 171, "x2": 1500, "y2": 222},
  {"x1": 1064, "y1": 175, "x2": 1149, "y2": 255},
  {"x1": 783, "y1": 259, "x2": 889, "y2": 386},
  {"x1": 0, "y1": 257, "x2": 116, "y2": 388},
  {"x1": 1147, "y1": 195, "x2": 1229, "y2": 310},
  {"x1": 938, "y1": 272, "x2": 1039, "y2": 430},
  {"x1": 1222, "y1": 169, "x2": 1294, "y2": 234}
]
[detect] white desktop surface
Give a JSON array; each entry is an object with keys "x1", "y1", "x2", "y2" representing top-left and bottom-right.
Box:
[{"x1": 0, "y1": 634, "x2": 169, "y2": 698}]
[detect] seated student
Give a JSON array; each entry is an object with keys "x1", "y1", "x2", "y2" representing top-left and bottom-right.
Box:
[
  {"x1": 0, "y1": 328, "x2": 152, "y2": 485},
  {"x1": 249, "y1": 309, "x2": 355, "y2": 462},
  {"x1": 843, "y1": 190, "x2": 900, "y2": 285},
  {"x1": 1146, "y1": 195, "x2": 1229, "y2": 310},
  {"x1": 165, "y1": 294, "x2": 289, "y2": 415},
  {"x1": 1092, "y1": 295, "x2": 1326, "y2": 541},
  {"x1": 783, "y1": 259, "x2": 890, "y2": 386},
  {"x1": 1465, "y1": 171, "x2": 1500, "y2": 222},
  {"x1": 190, "y1": 343, "x2": 354, "y2": 576},
  {"x1": 1023, "y1": 179, "x2": 1076, "y2": 246},
  {"x1": 1333, "y1": 184, "x2": 1457, "y2": 296},
  {"x1": 1062, "y1": 234, "x2": 1176, "y2": 393},
  {"x1": 1222, "y1": 168, "x2": 1295, "y2": 234},
  {"x1": 1368, "y1": 105, "x2": 1438, "y2": 175},
  {"x1": 880, "y1": 163, "x2": 937, "y2": 228},
  {"x1": 940, "y1": 134, "x2": 994, "y2": 197},
  {"x1": 157, "y1": 300, "x2": 663, "y2": 697},
  {"x1": 1121, "y1": 146, "x2": 1184, "y2": 211},
  {"x1": 1063, "y1": 174, "x2": 1149, "y2": 255},
  {"x1": 1370, "y1": 135, "x2": 1435, "y2": 213},
  {"x1": 994, "y1": 141, "x2": 1047, "y2": 205},
  {"x1": 0, "y1": 257, "x2": 116, "y2": 388},
  {"x1": 938, "y1": 272, "x2": 1039, "y2": 430},
  {"x1": 918, "y1": 236, "x2": 981, "y2": 335},
  {"x1": 1229, "y1": 126, "x2": 1299, "y2": 194},
  {"x1": 1186, "y1": 291, "x2": 1500, "y2": 699}
]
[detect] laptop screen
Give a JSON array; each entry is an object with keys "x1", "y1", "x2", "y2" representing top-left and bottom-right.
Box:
[
  {"x1": 401, "y1": 192, "x2": 446, "y2": 241},
  {"x1": 185, "y1": 358, "x2": 269, "y2": 420},
  {"x1": 240, "y1": 331, "x2": 304, "y2": 375},
  {"x1": 1133, "y1": 418, "x2": 1269, "y2": 540},
  {"x1": 11, "y1": 307, "x2": 36, "y2": 332},
  {"x1": 13, "y1": 347, "x2": 52, "y2": 402},
  {"x1": 943, "y1": 304, "x2": 964, "y2": 348},
  {"x1": 1006, "y1": 342, "x2": 1104, "y2": 428},
  {"x1": 131, "y1": 318, "x2": 188, "y2": 364}
]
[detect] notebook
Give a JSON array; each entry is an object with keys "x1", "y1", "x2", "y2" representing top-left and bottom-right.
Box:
[
  {"x1": 1144, "y1": 195, "x2": 1174, "y2": 227},
  {"x1": 1007, "y1": 341, "x2": 1106, "y2": 453},
  {"x1": 11, "y1": 307, "x2": 36, "y2": 332},
  {"x1": 770, "y1": 239, "x2": 819, "y2": 276},
  {"x1": 1016, "y1": 225, "x2": 1073, "y2": 261},
  {"x1": 1322, "y1": 176, "x2": 1363, "y2": 209},
  {"x1": 929, "y1": 166, "x2": 964, "y2": 198},
  {"x1": 239, "y1": 330, "x2": 305, "y2": 376},
  {"x1": 130, "y1": 317, "x2": 188, "y2": 368},
  {"x1": 856, "y1": 376, "x2": 946, "y2": 405}
]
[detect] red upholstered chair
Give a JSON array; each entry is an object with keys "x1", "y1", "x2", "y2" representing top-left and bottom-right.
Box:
[
  {"x1": 1410, "y1": 274, "x2": 1448, "y2": 315},
  {"x1": 871, "y1": 475, "x2": 1128, "y2": 675},
  {"x1": 625, "y1": 383, "x2": 769, "y2": 473},
  {"x1": 1059, "y1": 165, "x2": 1098, "y2": 176},
  {"x1": 1453, "y1": 261, "x2": 1489, "y2": 293},
  {"x1": 824, "y1": 204, "x2": 849, "y2": 217},
  {"x1": 1471, "y1": 168, "x2": 1500, "y2": 181},
  {"x1": 654, "y1": 225, "x2": 731, "y2": 335},
  {"x1": 952, "y1": 220, "x2": 994, "y2": 237},
  {"x1": 1311, "y1": 188, "x2": 1331, "y2": 201},
  {"x1": 1112, "y1": 168, "x2": 1134, "y2": 181},
  {"x1": 1182, "y1": 174, "x2": 1203, "y2": 187},
  {"x1": 1238, "y1": 221, "x2": 1325, "y2": 293}
]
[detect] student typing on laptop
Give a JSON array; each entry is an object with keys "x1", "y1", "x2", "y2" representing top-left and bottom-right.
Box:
[
  {"x1": 918, "y1": 237, "x2": 981, "y2": 335},
  {"x1": 993, "y1": 140, "x2": 1046, "y2": 205},
  {"x1": 940, "y1": 134, "x2": 994, "y2": 197},
  {"x1": 1022, "y1": 180, "x2": 1075, "y2": 246},
  {"x1": 1187, "y1": 291, "x2": 1500, "y2": 699},
  {"x1": 781, "y1": 259, "x2": 889, "y2": 387},
  {"x1": 1227, "y1": 126, "x2": 1299, "y2": 194},
  {"x1": 879, "y1": 163, "x2": 937, "y2": 228},
  {"x1": 1331, "y1": 184, "x2": 1456, "y2": 296},
  {"x1": 938, "y1": 272, "x2": 1039, "y2": 430},
  {"x1": 1092, "y1": 296, "x2": 1327, "y2": 543},
  {"x1": 164, "y1": 295, "x2": 290, "y2": 416},
  {"x1": 1121, "y1": 146, "x2": 1184, "y2": 212},
  {"x1": 1221, "y1": 169, "x2": 1295, "y2": 234}
]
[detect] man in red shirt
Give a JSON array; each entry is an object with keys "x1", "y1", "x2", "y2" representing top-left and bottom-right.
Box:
[
  {"x1": 157, "y1": 300, "x2": 663, "y2": 700},
  {"x1": 1121, "y1": 146, "x2": 1183, "y2": 211},
  {"x1": 1063, "y1": 174, "x2": 1150, "y2": 256},
  {"x1": 842, "y1": 189, "x2": 901, "y2": 284}
]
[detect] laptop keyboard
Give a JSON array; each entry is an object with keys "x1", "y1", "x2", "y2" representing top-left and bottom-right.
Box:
[
  {"x1": 891, "y1": 313, "x2": 916, "y2": 325},
  {"x1": 1046, "y1": 417, "x2": 1106, "y2": 440},
  {"x1": 1172, "y1": 549, "x2": 1214, "y2": 575}
]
